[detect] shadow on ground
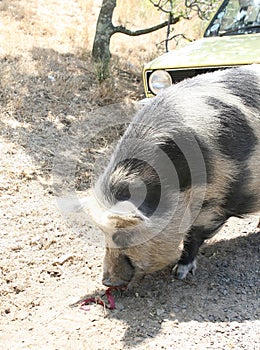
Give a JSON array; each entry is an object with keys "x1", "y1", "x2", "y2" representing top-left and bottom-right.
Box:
[
  {"x1": 75, "y1": 230, "x2": 259, "y2": 347},
  {"x1": 0, "y1": 47, "x2": 141, "y2": 193}
]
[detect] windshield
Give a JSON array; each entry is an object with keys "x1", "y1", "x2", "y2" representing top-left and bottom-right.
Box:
[{"x1": 205, "y1": 0, "x2": 260, "y2": 36}]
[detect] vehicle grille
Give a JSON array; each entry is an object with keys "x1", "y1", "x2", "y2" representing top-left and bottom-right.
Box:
[{"x1": 145, "y1": 66, "x2": 234, "y2": 95}]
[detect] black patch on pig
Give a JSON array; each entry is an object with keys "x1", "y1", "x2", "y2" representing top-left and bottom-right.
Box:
[
  {"x1": 114, "y1": 182, "x2": 131, "y2": 202},
  {"x1": 160, "y1": 132, "x2": 213, "y2": 189},
  {"x1": 180, "y1": 221, "x2": 226, "y2": 264},
  {"x1": 224, "y1": 69, "x2": 260, "y2": 110},
  {"x1": 194, "y1": 135, "x2": 214, "y2": 184},
  {"x1": 207, "y1": 98, "x2": 257, "y2": 162},
  {"x1": 111, "y1": 159, "x2": 161, "y2": 217},
  {"x1": 207, "y1": 97, "x2": 258, "y2": 216},
  {"x1": 222, "y1": 167, "x2": 258, "y2": 216},
  {"x1": 159, "y1": 138, "x2": 191, "y2": 190}
]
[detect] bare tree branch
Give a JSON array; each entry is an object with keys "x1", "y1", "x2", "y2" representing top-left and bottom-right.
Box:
[
  {"x1": 114, "y1": 16, "x2": 181, "y2": 36},
  {"x1": 157, "y1": 33, "x2": 194, "y2": 49},
  {"x1": 149, "y1": 0, "x2": 173, "y2": 13},
  {"x1": 92, "y1": 0, "x2": 217, "y2": 81},
  {"x1": 165, "y1": 0, "x2": 173, "y2": 52},
  {"x1": 185, "y1": 0, "x2": 216, "y2": 20}
]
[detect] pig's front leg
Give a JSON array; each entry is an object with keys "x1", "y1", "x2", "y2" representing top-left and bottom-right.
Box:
[{"x1": 173, "y1": 221, "x2": 225, "y2": 279}]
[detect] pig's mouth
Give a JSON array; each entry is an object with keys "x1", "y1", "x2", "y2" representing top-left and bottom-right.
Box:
[
  {"x1": 102, "y1": 277, "x2": 130, "y2": 288},
  {"x1": 102, "y1": 272, "x2": 144, "y2": 289}
]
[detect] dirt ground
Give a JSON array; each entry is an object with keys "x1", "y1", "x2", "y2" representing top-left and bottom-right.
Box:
[{"x1": 0, "y1": 1, "x2": 259, "y2": 349}]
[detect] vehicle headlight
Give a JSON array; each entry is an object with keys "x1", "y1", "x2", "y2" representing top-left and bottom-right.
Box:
[{"x1": 148, "y1": 70, "x2": 172, "y2": 95}]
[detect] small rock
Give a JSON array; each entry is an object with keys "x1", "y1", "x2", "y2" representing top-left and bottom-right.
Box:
[
  {"x1": 52, "y1": 254, "x2": 74, "y2": 266},
  {"x1": 156, "y1": 308, "x2": 165, "y2": 316},
  {"x1": 115, "y1": 303, "x2": 125, "y2": 311}
]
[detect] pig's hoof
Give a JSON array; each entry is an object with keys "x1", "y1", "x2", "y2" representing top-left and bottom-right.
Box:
[{"x1": 173, "y1": 260, "x2": 197, "y2": 280}]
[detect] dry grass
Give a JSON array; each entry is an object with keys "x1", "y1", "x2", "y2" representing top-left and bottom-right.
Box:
[
  {"x1": 0, "y1": 0, "x2": 219, "y2": 199},
  {"x1": 0, "y1": 0, "x2": 218, "y2": 108},
  {"x1": 77, "y1": 0, "x2": 219, "y2": 79}
]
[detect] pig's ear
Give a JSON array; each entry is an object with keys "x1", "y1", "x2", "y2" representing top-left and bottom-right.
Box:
[
  {"x1": 108, "y1": 201, "x2": 148, "y2": 228},
  {"x1": 110, "y1": 212, "x2": 146, "y2": 229}
]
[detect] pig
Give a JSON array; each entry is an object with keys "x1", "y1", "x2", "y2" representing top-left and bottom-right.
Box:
[{"x1": 85, "y1": 65, "x2": 260, "y2": 287}]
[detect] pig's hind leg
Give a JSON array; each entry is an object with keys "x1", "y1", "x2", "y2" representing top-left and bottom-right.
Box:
[{"x1": 173, "y1": 220, "x2": 225, "y2": 279}]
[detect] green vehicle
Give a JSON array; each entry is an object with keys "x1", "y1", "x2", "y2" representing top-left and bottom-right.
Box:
[{"x1": 143, "y1": 0, "x2": 260, "y2": 98}]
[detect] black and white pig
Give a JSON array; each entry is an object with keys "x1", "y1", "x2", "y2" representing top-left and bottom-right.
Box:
[{"x1": 85, "y1": 65, "x2": 260, "y2": 287}]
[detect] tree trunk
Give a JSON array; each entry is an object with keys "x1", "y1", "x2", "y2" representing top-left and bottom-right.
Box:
[
  {"x1": 92, "y1": 0, "x2": 117, "y2": 81},
  {"x1": 91, "y1": 0, "x2": 183, "y2": 82}
]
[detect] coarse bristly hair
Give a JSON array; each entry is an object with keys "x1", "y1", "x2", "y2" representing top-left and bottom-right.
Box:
[{"x1": 86, "y1": 65, "x2": 260, "y2": 286}]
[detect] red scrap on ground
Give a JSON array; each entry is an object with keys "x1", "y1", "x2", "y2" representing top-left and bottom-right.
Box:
[{"x1": 80, "y1": 287, "x2": 127, "y2": 311}]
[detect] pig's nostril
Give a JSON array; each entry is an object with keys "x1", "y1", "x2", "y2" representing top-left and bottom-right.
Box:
[{"x1": 102, "y1": 278, "x2": 112, "y2": 287}]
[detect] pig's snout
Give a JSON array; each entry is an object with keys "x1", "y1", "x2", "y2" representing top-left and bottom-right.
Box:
[
  {"x1": 102, "y1": 276, "x2": 128, "y2": 288},
  {"x1": 102, "y1": 249, "x2": 135, "y2": 287}
]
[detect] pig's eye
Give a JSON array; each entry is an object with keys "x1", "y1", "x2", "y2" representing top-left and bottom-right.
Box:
[
  {"x1": 124, "y1": 255, "x2": 135, "y2": 271},
  {"x1": 112, "y1": 229, "x2": 133, "y2": 247}
]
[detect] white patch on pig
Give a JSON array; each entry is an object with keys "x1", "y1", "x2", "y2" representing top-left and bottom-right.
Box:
[
  {"x1": 173, "y1": 260, "x2": 197, "y2": 279},
  {"x1": 80, "y1": 190, "x2": 148, "y2": 234}
]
